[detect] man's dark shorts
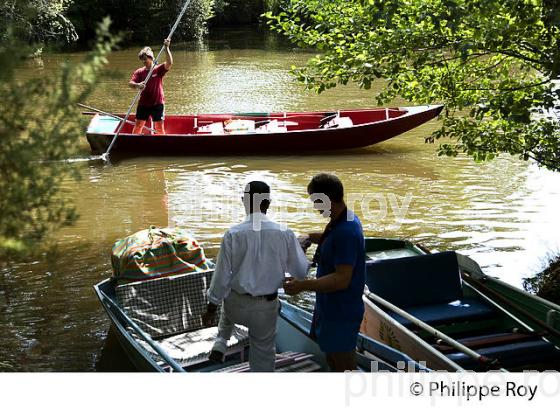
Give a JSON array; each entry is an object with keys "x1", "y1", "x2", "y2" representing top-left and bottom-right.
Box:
[
  {"x1": 311, "y1": 317, "x2": 361, "y2": 353},
  {"x1": 136, "y1": 104, "x2": 164, "y2": 121}
]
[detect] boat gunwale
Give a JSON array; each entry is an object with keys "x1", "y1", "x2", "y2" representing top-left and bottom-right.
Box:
[
  {"x1": 470, "y1": 271, "x2": 560, "y2": 312},
  {"x1": 87, "y1": 105, "x2": 443, "y2": 139},
  {"x1": 94, "y1": 278, "x2": 183, "y2": 372}
]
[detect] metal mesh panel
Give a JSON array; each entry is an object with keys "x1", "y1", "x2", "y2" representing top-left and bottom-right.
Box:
[{"x1": 115, "y1": 269, "x2": 216, "y2": 338}]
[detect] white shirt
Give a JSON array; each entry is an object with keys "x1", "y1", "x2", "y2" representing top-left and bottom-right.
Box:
[{"x1": 207, "y1": 213, "x2": 309, "y2": 305}]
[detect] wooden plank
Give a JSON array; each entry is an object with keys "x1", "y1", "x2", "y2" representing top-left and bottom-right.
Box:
[
  {"x1": 216, "y1": 351, "x2": 316, "y2": 373},
  {"x1": 432, "y1": 332, "x2": 536, "y2": 353}
]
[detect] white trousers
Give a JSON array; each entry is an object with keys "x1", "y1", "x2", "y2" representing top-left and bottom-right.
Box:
[{"x1": 213, "y1": 291, "x2": 279, "y2": 372}]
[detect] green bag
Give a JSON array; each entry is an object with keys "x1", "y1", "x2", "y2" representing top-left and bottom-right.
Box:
[{"x1": 111, "y1": 226, "x2": 211, "y2": 283}]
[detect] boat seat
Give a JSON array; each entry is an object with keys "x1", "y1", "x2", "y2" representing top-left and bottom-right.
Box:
[
  {"x1": 116, "y1": 270, "x2": 253, "y2": 369},
  {"x1": 324, "y1": 116, "x2": 354, "y2": 129},
  {"x1": 137, "y1": 324, "x2": 250, "y2": 368},
  {"x1": 366, "y1": 251, "x2": 464, "y2": 308},
  {"x1": 367, "y1": 251, "x2": 498, "y2": 327},
  {"x1": 196, "y1": 122, "x2": 224, "y2": 135},
  {"x1": 445, "y1": 336, "x2": 560, "y2": 370},
  {"x1": 255, "y1": 119, "x2": 288, "y2": 133},
  {"x1": 387, "y1": 297, "x2": 496, "y2": 327}
]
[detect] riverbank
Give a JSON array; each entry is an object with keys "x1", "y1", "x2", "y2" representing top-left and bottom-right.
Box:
[
  {"x1": 66, "y1": 1, "x2": 281, "y2": 49},
  {"x1": 524, "y1": 255, "x2": 560, "y2": 305},
  {"x1": 2, "y1": 1, "x2": 283, "y2": 54}
]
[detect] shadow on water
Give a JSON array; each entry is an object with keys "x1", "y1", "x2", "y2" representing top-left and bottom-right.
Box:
[
  {"x1": 95, "y1": 326, "x2": 137, "y2": 372},
  {"x1": 99, "y1": 146, "x2": 392, "y2": 164}
]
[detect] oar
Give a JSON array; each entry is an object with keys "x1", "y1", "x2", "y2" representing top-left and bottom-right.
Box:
[
  {"x1": 77, "y1": 103, "x2": 156, "y2": 133},
  {"x1": 363, "y1": 287, "x2": 506, "y2": 371},
  {"x1": 457, "y1": 256, "x2": 560, "y2": 341},
  {"x1": 100, "y1": 0, "x2": 194, "y2": 161}
]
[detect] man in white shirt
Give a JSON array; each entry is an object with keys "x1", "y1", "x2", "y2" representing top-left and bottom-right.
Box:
[{"x1": 202, "y1": 181, "x2": 309, "y2": 371}]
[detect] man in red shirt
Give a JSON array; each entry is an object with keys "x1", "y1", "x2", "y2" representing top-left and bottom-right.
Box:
[{"x1": 129, "y1": 38, "x2": 173, "y2": 135}]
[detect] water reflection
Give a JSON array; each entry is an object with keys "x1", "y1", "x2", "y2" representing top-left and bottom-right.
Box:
[{"x1": 3, "y1": 28, "x2": 560, "y2": 371}]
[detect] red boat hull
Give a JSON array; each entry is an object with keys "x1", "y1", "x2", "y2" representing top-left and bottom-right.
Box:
[{"x1": 85, "y1": 105, "x2": 442, "y2": 156}]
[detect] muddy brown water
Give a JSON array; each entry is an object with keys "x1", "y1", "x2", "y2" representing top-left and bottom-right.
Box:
[{"x1": 2, "y1": 28, "x2": 560, "y2": 371}]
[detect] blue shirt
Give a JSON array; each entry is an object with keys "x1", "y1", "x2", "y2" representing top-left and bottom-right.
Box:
[{"x1": 315, "y1": 210, "x2": 366, "y2": 322}]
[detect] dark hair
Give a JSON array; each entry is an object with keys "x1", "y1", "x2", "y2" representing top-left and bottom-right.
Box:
[
  {"x1": 307, "y1": 173, "x2": 344, "y2": 202},
  {"x1": 243, "y1": 181, "x2": 271, "y2": 213}
]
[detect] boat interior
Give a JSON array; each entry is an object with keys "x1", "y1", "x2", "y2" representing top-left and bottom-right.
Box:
[
  {"x1": 93, "y1": 108, "x2": 407, "y2": 136},
  {"x1": 103, "y1": 270, "x2": 324, "y2": 372},
  {"x1": 365, "y1": 238, "x2": 421, "y2": 262},
  {"x1": 98, "y1": 266, "x2": 431, "y2": 372},
  {"x1": 365, "y1": 249, "x2": 560, "y2": 370}
]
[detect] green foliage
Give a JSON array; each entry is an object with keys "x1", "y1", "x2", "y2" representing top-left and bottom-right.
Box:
[
  {"x1": 3, "y1": 1, "x2": 281, "y2": 47},
  {"x1": 263, "y1": 0, "x2": 286, "y2": 14},
  {"x1": 523, "y1": 254, "x2": 560, "y2": 305},
  {"x1": 67, "y1": 0, "x2": 215, "y2": 46},
  {"x1": 0, "y1": 18, "x2": 120, "y2": 259},
  {"x1": 0, "y1": 0, "x2": 77, "y2": 44},
  {"x1": 180, "y1": 0, "x2": 215, "y2": 40},
  {"x1": 266, "y1": 0, "x2": 560, "y2": 171},
  {"x1": 212, "y1": 0, "x2": 276, "y2": 25}
]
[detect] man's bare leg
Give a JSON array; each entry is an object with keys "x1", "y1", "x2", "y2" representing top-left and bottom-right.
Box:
[
  {"x1": 326, "y1": 351, "x2": 357, "y2": 372},
  {"x1": 154, "y1": 120, "x2": 165, "y2": 135},
  {"x1": 132, "y1": 119, "x2": 146, "y2": 134}
]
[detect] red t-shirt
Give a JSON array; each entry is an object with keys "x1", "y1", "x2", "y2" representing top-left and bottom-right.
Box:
[{"x1": 131, "y1": 63, "x2": 169, "y2": 107}]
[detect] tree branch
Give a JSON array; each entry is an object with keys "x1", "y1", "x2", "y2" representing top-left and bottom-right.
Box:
[{"x1": 458, "y1": 78, "x2": 551, "y2": 92}]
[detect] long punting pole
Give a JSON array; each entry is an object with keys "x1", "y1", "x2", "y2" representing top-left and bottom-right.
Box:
[{"x1": 101, "y1": 0, "x2": 194, "y2": 161}]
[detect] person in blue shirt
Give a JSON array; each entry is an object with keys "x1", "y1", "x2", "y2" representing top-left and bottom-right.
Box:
[{"x1": 284, "y1": 173, "x2": 365, "y2": 371}]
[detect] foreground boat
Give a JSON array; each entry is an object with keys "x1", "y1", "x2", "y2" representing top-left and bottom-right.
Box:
[
  {"x1": 94, "y1": 268, "x2": 428, "y2": 372},
  {"x1": 364, "y1": 238, "x2": 560, "y2": 346},
  {"x1": 361, "y1": 237, "x2": 560, "y2": 371},
  {"x1": 456, "y1": 253, "x2": 560, "y2": 348},
  {"x1": 85, "y1": 105, "x2": 443, "y2": 155}
]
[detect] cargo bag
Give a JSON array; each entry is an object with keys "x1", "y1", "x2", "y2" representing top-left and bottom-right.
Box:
[{"x1": 111, "y1": 226, "x2": 211, "y2": 283}]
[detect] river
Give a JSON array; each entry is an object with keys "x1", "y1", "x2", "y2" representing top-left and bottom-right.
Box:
[{"x1": 2, "y1": 27, "x2": 560, "y2": 371}]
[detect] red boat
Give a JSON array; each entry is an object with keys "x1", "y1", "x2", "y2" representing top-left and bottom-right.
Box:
[{"x1": 85, "y1": 105, "x2": 443, "y2": 156}]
